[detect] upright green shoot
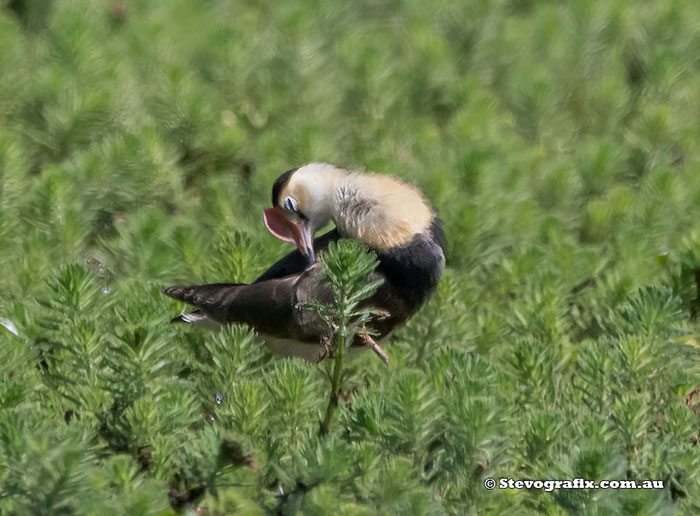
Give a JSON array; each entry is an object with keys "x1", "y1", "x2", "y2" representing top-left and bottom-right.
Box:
[{"x1": 301, "y1": 240, "x2": 385, "y2": 436}]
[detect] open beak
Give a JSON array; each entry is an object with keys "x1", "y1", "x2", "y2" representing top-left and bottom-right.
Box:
[{"x1": 263, "y1": 207, "x2": 315, "y2": 263}]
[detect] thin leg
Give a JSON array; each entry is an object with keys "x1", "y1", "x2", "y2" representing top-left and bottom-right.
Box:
[{"x1": 359, "y1": 332, "x2": 389, "y2": 365}]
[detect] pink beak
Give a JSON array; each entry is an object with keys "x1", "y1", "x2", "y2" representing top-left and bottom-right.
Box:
[{"x1": 263, "y1": 207, "x2": 315, "y2": 262}]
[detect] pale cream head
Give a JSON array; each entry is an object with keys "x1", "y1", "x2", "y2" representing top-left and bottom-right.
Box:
[
  {"x1": 278, "y1": 163, "x2": 346, "y2": 232},
  {"x1": 271, "y1": 162, "x2": 435, "y2": 251}
]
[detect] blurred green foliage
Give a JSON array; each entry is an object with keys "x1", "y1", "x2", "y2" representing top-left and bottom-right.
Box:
[{"x1": 2, "y1": 0, "x2": 700, "y2": 513}]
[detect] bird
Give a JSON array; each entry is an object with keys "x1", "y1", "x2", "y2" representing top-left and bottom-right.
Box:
[{"x1": 162, "y1": 163, "x2": 446, "y2": 363}]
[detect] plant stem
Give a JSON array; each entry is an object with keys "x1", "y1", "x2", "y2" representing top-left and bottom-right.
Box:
[{"x1": 319, "y1": 315, "x2": 347, "y2": 436}]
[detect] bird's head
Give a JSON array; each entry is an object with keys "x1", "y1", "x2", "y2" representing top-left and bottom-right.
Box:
[{"x1": 263, "y1": 163, "x2": 344, "y2": 263}]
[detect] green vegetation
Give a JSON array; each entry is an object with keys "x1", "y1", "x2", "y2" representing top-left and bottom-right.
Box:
[
  {"x1": 2, "y1": 0, "x2": 700, "y2": 513},
  {"x1": 300, "y1": 240, "x2": 385, "y2": 436}
]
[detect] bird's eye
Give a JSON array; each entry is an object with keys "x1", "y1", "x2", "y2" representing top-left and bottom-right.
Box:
[{"x1": 284, "y1": 196, "x2": 298, "y2": 212}]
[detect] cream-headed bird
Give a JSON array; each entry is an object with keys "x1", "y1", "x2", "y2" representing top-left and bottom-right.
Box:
[{"x1": 163, "y1": 163, "x2": 446, "y2": 363}]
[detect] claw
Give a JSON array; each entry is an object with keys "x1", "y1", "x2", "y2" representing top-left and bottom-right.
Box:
[{"x1": 318, "y1": 333, "x2": 333, "y2": 361}]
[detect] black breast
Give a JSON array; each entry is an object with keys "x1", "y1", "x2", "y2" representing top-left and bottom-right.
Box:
[{"x1": 376, "y1": 217, "x2": 446, "y2": 309}]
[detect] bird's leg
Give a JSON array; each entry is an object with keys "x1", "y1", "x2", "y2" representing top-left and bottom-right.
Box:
[
  {"x1": 318, "y1": 333, "x2": 333, "y2": 361},
  {"x1": 359, "y1": 325, "x2": 389, "y2": 365}
]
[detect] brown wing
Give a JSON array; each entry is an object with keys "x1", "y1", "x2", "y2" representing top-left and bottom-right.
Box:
[
  {"x1": 163, "y1": 261, "x2": 415, "y2": 345},
  {"x1": 163, "y1": 277, "x2": 305, "y2": 340}
]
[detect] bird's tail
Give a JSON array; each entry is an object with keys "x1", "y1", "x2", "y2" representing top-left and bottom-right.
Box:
[
  {"x1": 163, "y1": 283, "x2": 245, "y2": 328},
  {"x1": 162, "y1": 283, "x2": 243, "y2": 306},
  {"x1": 162, "y1": 280, "x2": 292, "y2": 331}
]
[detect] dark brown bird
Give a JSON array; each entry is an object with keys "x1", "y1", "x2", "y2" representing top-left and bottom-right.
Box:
[{"x1": 163, "y1": 163, "x2": 446, "y2": 362}]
